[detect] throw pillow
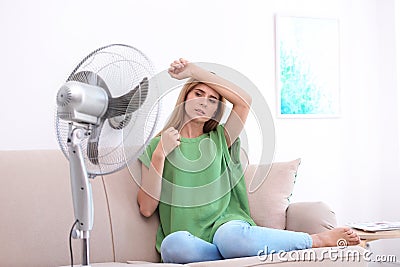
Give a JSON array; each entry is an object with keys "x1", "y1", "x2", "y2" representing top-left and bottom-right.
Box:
[
  {"x1": 285, "y1": 201, "x2": 336, "y2": 234},
  {"x1": 244, "y1": 158, "x2": 301, "y2": 229}
]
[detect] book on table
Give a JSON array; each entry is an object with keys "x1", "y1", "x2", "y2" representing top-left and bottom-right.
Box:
[{"x1": 348, "y1": 221, "x2": 400, "y2": 232}]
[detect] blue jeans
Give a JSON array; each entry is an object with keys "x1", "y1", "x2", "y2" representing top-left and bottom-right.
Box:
[{"x1": 160, "y1": 220, "x2": 313, "y2": 263}]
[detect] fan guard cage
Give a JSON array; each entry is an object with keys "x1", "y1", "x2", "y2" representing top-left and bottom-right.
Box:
[{"x1": 55, "y1": 44, "x2": 159, "y2": 175}]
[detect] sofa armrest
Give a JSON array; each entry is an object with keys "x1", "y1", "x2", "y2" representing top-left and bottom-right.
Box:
[{"x1": 285, "y1": 201, "x2": 337, "y2": 234}]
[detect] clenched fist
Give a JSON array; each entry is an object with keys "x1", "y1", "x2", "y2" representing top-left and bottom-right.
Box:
[{"x1": 160, "y1": 127, "x2": 180, "y2": 156}]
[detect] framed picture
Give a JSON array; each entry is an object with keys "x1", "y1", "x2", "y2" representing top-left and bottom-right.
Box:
[{"x1": 275, "y1": 15, "x2": 340, "y2": 118}]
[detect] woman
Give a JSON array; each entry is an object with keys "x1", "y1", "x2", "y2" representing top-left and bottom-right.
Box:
[{"x1": 137, "y1": 58, "x2": 360, "y2": 263}]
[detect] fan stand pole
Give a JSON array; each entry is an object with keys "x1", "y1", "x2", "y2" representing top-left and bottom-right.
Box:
[
  {"x1": 82, "y1": 231, "x2": 90, "y2": 266},
  {"x1": 68, "y1": 124, "x2": 94, "y2": 267}
]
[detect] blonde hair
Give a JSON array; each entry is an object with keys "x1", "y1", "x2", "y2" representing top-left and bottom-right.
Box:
[{"x1": 156, "y1": 78, "x2": 226, "y2": 136}]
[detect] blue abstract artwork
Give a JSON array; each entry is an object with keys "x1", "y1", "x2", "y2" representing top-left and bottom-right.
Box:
[{"x1": 276, "y1": 16, "x2": 340, "y2": 117}]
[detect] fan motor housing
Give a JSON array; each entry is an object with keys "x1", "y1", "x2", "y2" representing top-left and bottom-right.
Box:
[{"x1": 57, "y1": 81, "x2": 109, "y2": 125}]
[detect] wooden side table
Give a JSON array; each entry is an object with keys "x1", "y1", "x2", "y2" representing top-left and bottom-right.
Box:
[{"x1": 353, "y1": 229, "x2": 400, "y2": 248}]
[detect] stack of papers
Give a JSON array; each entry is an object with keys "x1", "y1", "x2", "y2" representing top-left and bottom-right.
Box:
[{"x1": 348, "y1": 221, "x2": 400, "y2": 232}]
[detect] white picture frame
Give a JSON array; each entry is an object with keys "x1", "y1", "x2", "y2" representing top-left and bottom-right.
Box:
[{"x1": 275, "y1": 15, "x2": 341, "y2": 118}]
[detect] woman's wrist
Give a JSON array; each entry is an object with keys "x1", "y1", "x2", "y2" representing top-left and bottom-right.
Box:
[
  {"x1": 188, "y1": 63, "x2": 204, "y2": 80},
  {"x1": 153, "y1": 143, "x2": 167, "y2": 161}
]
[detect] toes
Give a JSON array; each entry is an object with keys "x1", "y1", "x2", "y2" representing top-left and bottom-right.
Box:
[
  {"x1": 348, "y1": 232, "x2": 358, "y2": 238},
  {"x1": 338, "y1": 227, "x2": 361, "y2": 245},
  {"x1": 348, "y1": 239, "x2": 361, "y2": 245},
  {"x1": 345, "y1": 229, "x2": 359, "y2": 238},
  {"x1": 345, "y1": 233, "x2": 361, "y2": 245}
]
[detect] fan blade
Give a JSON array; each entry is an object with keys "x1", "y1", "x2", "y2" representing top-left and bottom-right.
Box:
[
  {"x1": 87, "y1": 120, "x2": 105, "y2": 165},
  {"x1": 87, "y1": 77, "x2": 148, "y2": 164},
  {"x1": 105, "y1": 77, "x2": 148, "y2": 118}
]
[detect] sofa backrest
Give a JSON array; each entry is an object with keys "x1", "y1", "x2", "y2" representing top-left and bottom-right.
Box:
[
  {"x1": 0, "y1": 150, "x2": 160, "y2": 267},
  {"x1": 103, "y1": 158, "x2": 161, "y2": 263}
]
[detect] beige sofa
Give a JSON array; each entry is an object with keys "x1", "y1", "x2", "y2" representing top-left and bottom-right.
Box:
[{"x1": 0, "y1": 150, "x2": 367, "y2": 267}]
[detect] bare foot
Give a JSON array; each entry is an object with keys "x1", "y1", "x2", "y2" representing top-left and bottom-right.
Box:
[{"x1": 311, "y1": 227, "x2": 360, "y2": 248}]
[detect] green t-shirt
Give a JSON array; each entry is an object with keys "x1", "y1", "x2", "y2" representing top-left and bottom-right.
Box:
[{"x1": 139, "y1": 124, "x2": 255, "y2": 253}]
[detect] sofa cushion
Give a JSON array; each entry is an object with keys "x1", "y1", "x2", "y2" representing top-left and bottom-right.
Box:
[
  {"x1": 244, "y1": 159, "x2": 301, "y2": 229},
  {"x1": 185, "y1": 246, "x2": 367, "y2": 266}
]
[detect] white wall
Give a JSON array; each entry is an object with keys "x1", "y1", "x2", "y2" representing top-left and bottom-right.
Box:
[{"x1": 1, "y1": 0, "x2": 399, "y2": 263}]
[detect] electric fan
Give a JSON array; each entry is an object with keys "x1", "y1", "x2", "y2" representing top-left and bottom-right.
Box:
[{"x1": 55, "y1": 44, "x2": 160, "y2": 267}]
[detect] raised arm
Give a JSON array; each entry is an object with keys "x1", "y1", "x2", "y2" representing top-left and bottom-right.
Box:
[{"x1": 169, "y1": 59, "x2": 252, "y2": 147}]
